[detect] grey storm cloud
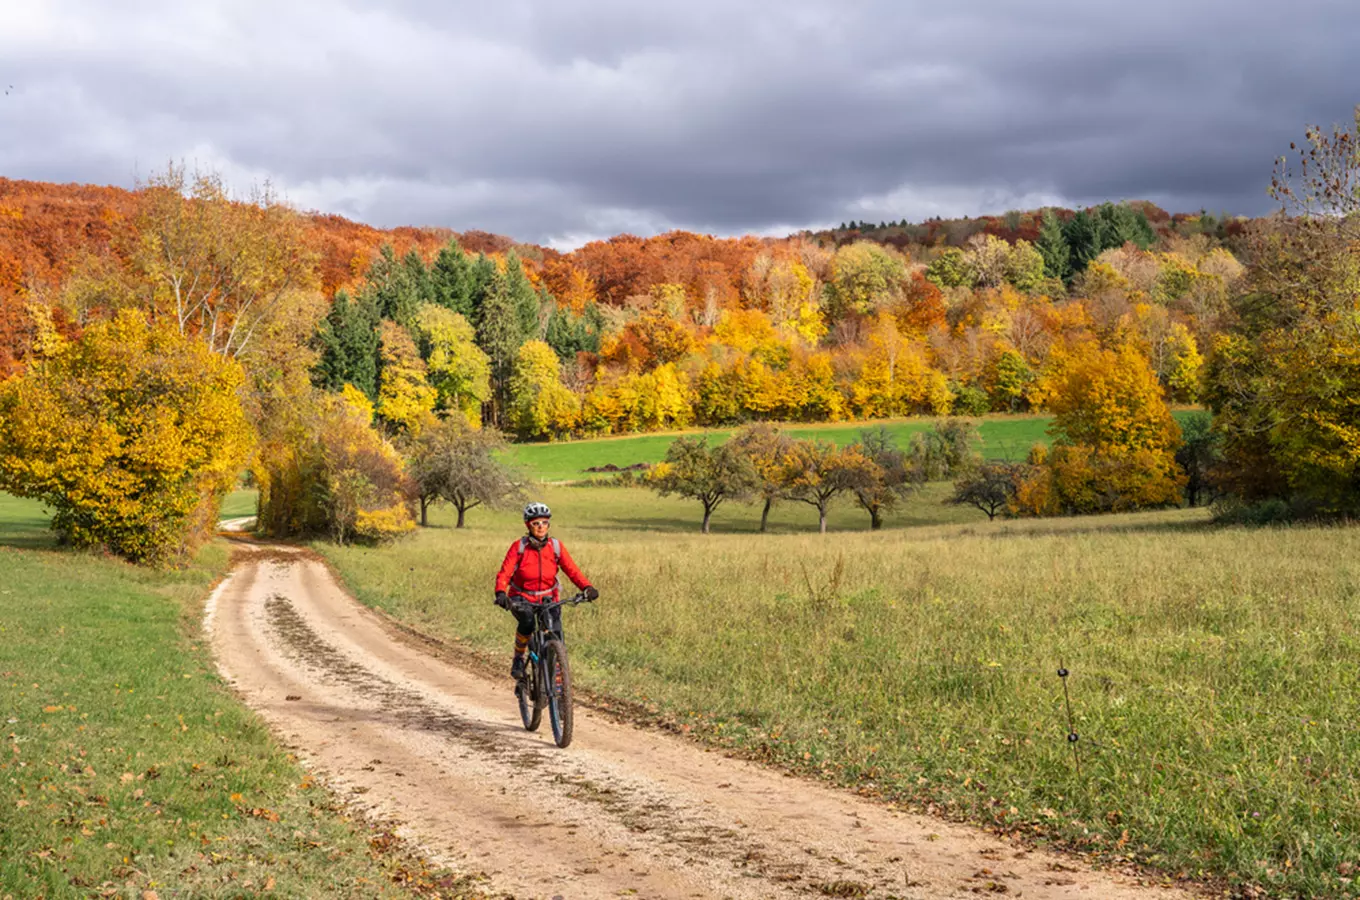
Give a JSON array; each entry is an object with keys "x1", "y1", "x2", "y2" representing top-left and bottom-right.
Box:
[{"x1": 1, "y1": 0, "x2": 1357, "y2": 247}]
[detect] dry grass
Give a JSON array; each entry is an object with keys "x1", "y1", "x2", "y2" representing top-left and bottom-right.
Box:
[{"x1": 322, "y1": 486, "x2": 1360, "y2": 898}]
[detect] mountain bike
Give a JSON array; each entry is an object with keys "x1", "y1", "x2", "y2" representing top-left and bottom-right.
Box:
[{"x1": 511, "y1": 593, "x2": 592, "y2": 748}]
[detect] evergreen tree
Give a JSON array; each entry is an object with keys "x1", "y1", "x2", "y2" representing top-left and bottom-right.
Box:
[
  {"x1": 1062, "y1": 209, "x2": 1100, "y2": 275},
  {"x1": 1037, "y1": 210, "x2": 1072, "y2": 282},
  {"x1": 1095, "y1": 202, "x2": 1156, "y2": 252},
  {"x1": 503, "y1": 250, "x2": 542, "y2": 340},
  {"x1": 544, "y1": 302, "x2": 603, "y2": 361},
  {"x1": 311, "y1": 291, "x2": 349, "y2": 392},
  {"x1": 466, "y1": 253, "x2": 498, "y2": 327},
  {"x1": 430, "y1": 239, "x2": 474, "y2": 318},
  {"x1": 312, "y1": 290, "x2": 381, "y2": 399},
  {"x1": 364, "y1": 244, "x2": 424, "y2": 328},
  {"x1": 475, "y1": 270, "x2": 525, "y2": 426},
  {"x1": 342, "y1": 292, "x2": 382, "y2": 400},
  {"x1": 402, "y1": 248, "x2": 432, "y2": 307}
]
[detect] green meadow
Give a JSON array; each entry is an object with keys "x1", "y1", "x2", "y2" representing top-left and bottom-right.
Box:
[
  {"x1": 502, "y1": 411, "x2": 1203, "y2": 483},
  {"x1": 0, "y1": 494, "x2": 483, "y2": 899}
]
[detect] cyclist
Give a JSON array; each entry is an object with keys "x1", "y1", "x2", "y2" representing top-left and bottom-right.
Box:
[{"x1": 494, "y1": 502, "x2": 598, "y2": 679}]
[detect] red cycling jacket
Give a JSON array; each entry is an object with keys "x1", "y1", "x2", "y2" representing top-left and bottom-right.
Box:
[{"x1": 495, "y1": 537, "x2": 591, "y2": 602}]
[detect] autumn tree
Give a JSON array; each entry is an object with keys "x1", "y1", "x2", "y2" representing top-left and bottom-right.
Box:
[
  {"x1": 849, "y1": 427, "x2": 923, "y2": 529},
  {"x1": 1020, "y1": 342, "x2": 1185, "y2": 515},
  {"x1": 825, "y1": 242, "x2": 908, "y2": 323},
  {"x1": 950, "y1": 462, "x2": 1026, "y2": 520},
  {"x1": 508, "y1": 340, "x2": 580, "y2": 440},
  {"x1": 1202, "y1": 107, "x2": 1360, "y2": 516},
  {"x1": 406, "y1": 417, "x2": 519, "y2": 527},
  {"x1": 778, "y1": 440, "x2": 877, "y2": 533},
  {"x1": 649, "y1": 436, "x2": 759, "y2": 533},
  {"x1": 729, "y1": 422, "x2": 794, "y2": 532},
  {"x1": 376, "y1": 320, "x2": 436, "y2": 434},
  {"x1": 412, "y1": 304, "x2": 490, "y2": 425},
  {"x1": 254, "y1": 386, "x2": 415, "y2": 543},
  {"x1": 0, "y1": 311, "x2": 255, "y2": 564},
  {"x1": 133, "y1": 164, "x2": 317, "y2": 358}
]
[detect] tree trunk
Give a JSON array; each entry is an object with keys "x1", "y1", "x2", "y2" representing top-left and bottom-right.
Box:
[
  {"x1": 420, "y1": 495, "x2": 429, "y2": 527},
  {"x1": 870, "y1": 506, "x2": 882, "y2": 530},
  {"x1": 701, "y1": 506, "x2": 712, "y2": 534},
  {"x1": 819, "y1": 505, "x2": 828, "y2": 533},
  {"x1": 759, "y1": 497, "x2": 772, "y2": 533},
  {"x1": 456, "y1": 503, "x2": 466, "y2": 528}
]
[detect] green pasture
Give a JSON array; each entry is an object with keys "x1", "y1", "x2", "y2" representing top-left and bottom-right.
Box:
[
  {"x1": 320, "y1": 485, "x2": 1360, "y2": 899},
  {"x1": 502, "y1": 412, "x2": 1201, "y2": 483}
]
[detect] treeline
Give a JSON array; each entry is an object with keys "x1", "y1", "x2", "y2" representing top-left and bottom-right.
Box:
[{"x1": 306, "y1": 200, "x2": 1232, "y2": 444}]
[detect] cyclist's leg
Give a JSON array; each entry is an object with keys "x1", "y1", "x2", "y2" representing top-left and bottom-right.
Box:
[
  {"x1": 511, "y1": 602, "x2": 534, "y2": 676},
  {"x1": 548, "y1": 605, "x2": 564, "y2": 642}
]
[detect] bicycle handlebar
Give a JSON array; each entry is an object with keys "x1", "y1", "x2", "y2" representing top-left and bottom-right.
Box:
[{"x1": 507, "y1": 593, "x2": 593, "y2": 615}]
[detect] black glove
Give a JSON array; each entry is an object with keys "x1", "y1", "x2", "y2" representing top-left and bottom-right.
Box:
[
  {"x1": 494, "y1": 591, "x2": 510, "y2": 609},
  {"x1": 583, "y1": 585, "x2": 599, "y2": 601}
]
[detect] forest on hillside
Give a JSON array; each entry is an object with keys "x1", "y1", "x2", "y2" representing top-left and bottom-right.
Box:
[{"x1": 0, "y1": 172, "x2": 1244, "y2": 435}]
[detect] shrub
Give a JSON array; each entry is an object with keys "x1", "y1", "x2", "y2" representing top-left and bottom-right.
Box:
[
  {"x1": 949, "y1": 382, "x2": 991, "y2": 417},
  {"x1": 254, "y1": 389, "x2": 415, "y2": 543},
  {"x1": 0, "y1": 311, "x2": 254, "y2": 565},
  {"x1": 353, "y1": 506, "x2": 417, "y2": 543}
]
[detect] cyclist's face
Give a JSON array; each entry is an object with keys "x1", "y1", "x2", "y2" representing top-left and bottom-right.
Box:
[{"x1": 527, "y1": 517, "x2": 550, "y2": 534}]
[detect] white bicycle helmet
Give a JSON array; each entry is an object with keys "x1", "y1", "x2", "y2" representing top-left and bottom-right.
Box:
[{"x1": 523, "y1": 501, "x2": 552, "y2": 522}]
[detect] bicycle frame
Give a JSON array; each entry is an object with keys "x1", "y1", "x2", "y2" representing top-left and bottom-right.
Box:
[{"x1": 511, "y1": 593, "x2": 591, "y2": 747}]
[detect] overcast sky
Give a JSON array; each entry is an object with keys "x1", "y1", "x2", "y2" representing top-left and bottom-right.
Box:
[{"x1": 2, "y1": 1, "x2": 1356, "y2": 248}]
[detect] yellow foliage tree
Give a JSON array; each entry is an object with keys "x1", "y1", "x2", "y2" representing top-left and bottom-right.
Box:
[
  {"x1": 413, "y1": 304, "x2": 490, "y2": 425},
  {"x1": 0, "y1": 311, "x2": 255, "y2": 564},
  {"x1": 1017, "y1": 341, "x2": 1184, "y2": 515},
  {"x1": 850, "y1": 314, "x2": 951, "y2": 418},
  {"x1": 509, "y1": 340, "x2": 580, "y2": 440},
  {"x1": 377, "y1": 320, "x2": 436, "y2": 435}
]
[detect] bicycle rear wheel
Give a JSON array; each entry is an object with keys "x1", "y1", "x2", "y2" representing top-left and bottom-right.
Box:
[
  {"x1": 516, "y1": 660, "x2": 541, "y2": 732},
  {"x1": 543, "y1": 639, "x2": 574, "y2": 748}
]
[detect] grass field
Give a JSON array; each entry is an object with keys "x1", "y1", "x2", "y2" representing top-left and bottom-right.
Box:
[
  {"x1": 0, "y1": 494, "x2": 483, "y2": 899},
  {"x1": 502, "y1": 411, "x2": 1203, "y2": 483},
  {"x1": 320, "y1": 487, "x2": 1360, "y2": 899},
  {"x1": 219, "y1": 489, "x2": 259, "y2": 519}
]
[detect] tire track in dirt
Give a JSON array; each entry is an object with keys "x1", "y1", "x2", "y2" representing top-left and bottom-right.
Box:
[{"x1": 209, "y1": 544, "x2": 1200, "y2": 900}]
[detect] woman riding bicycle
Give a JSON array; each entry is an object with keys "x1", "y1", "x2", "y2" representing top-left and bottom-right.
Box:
[{"x1": 494, "y1": 502, "x2": 598, "y2": 679}]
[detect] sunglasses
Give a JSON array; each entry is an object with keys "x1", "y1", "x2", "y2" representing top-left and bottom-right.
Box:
[{"x1": 528, "y1": 519, "x2": 550, "y2": 528}]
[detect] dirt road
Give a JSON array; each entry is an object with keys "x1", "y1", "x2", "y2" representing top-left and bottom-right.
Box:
[{"x1": 208, "y1": 544, "x2": 1196, "y2": 900}]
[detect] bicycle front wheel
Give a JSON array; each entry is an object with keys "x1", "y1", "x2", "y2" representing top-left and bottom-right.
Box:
[
  {"x1": 516, "y1": 662, "x2": 541, "y2": 732},
  {"x1": 542, "y1": 639, "x2": 574, "y2": 748}
]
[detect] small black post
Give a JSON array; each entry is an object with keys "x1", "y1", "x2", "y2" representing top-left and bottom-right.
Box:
[{"x1": 1058, "y1": 660, "x2": 1081, "y2": 779}]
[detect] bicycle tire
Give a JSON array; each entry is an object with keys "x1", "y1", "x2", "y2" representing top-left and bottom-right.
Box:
[
  {"x1": 543, "y1": 639, "x2": 574, "y2": 748},
  {"x1": 516, "y1": 663, "x2": 541, "y2": 732}
]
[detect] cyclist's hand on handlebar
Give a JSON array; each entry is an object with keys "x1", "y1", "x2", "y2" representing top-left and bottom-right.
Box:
[
  {"x1": 583, "y1": 585, "x2": 599, "y2": 601},
  {"x1": 494, "y1": 591, "x2": 511, "y2": 610}
]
